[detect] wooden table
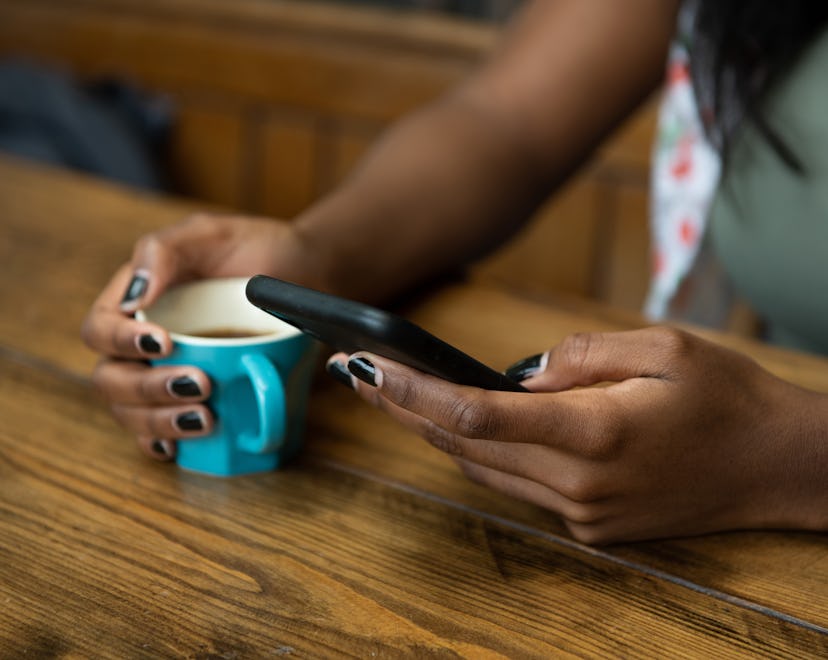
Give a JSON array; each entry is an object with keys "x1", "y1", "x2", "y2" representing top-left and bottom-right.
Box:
[{"x1": 1, "y1": 154, "x2": 826, "y2": 657}]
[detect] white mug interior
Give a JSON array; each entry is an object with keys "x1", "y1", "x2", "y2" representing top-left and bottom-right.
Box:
[{"x1": 136, "y1": 277, "x2": 300, "y2": 346}]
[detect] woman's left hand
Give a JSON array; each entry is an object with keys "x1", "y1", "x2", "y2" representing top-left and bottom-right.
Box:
[{"x1": 328, "y1": 327, "x2": 828, "y2": 544}]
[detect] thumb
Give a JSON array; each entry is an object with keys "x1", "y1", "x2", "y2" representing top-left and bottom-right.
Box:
[
  {"x1": 118, "y1": 213, "x2": 219, "y2": 312},
  {"x1": 516, "y1": 329, "x2": 671, "y2": 392}
]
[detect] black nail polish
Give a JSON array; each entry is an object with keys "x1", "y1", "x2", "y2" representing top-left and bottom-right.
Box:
[
  {"x1": 139, "y1": 334, "x2": 162, "y2": 354},
  {"x1": 326, "y1": 360, "x2": 354, "y2": 389},
  {"x1": 151, "y1": 439, "x2": 172, "y2": 457},
  {"x1": 120, "y1": 273, "x2": 148, "y2": 307},
  {"x1": 176, "y1": 411, "x2": 204, "y2": 432},
  {"x1": 347, "y1": 357, "x2": 376, "y2": 386},
  {"x1": 505, "y1": 353, "x2": 543, "y2": 382},
  {"x1": 170, "y1": 376, "x2": 201, "y2": 398}
]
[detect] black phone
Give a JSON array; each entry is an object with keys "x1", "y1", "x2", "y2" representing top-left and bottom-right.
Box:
[{"x1": 245, "y1": 275, "x2": 527, "y2": 392}]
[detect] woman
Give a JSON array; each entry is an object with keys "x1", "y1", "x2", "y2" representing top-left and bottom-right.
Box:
[{"x1": 82, "y1": 0, "x2": 828, "y2": 543}]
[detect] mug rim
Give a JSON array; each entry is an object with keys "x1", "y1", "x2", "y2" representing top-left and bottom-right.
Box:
[
  {"x1": 134, "y1": 277, "x2": 303, "y2": 347},
  {"x1": 164, "y1": 326, "x2": 300, "y2": 347}
]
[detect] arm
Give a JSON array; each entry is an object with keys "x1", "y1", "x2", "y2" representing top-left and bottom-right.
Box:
[
  {"x1": 82, "y1": 0, "x2": 679, "y2": 461},
  {"x1": 295, "y1": 0, "x2": 678, "y2": 302}
]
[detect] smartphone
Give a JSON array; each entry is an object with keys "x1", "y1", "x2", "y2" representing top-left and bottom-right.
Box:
[{"x1": 245, "y1": 275, "x2": 527, "y2": 392}]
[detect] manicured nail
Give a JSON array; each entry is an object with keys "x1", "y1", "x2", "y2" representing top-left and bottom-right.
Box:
[
  {"x1": 175, "y1": 411, "x2": 204, "y2": 432},
  {"x1": 347, "y1": 356, "x2": 379, "y2": 387},
  {"x1": 138, "y1": 334, "x2": 162, "y2": 354},
  {"x1": 120, "y1": 271, "x2": 149, "y2": 310},
  {"x1": 326, "y1": 358, "x2": 355, "y2": 389},
  {"x1": 505, "y1": 352, "x2": 547, "y2": 382},
  {"x1": 169, "y1": 376, "x2": 201, "y2": 398},
  {"x1": 151, "y1": 439, "x2": 174, "y2": 457}
]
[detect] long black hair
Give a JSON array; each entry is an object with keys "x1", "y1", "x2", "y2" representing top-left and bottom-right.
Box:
[{"x1": 689, "y1": 0, "x2": 828, "y2": 171}]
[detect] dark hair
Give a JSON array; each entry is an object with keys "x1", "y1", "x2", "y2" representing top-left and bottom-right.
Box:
[{"x1": 689, "y1": 0, "x2": 828, "y2": 171}]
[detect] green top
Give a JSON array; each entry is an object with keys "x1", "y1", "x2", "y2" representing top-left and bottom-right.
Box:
[{"x1": 710, "y1": 28, "x2": 828, "y2": 354}]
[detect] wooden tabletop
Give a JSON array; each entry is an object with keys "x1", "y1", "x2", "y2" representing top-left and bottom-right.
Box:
[{"x1": 1, "y1": 154, "x2": 826, "y2": 657}]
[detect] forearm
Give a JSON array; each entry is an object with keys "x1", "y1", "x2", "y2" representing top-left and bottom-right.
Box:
[
  {"x1": 764, "y1": 385, "x2": 828, "y2": 532},
  {"x1": 293, "y1": 93, "x2": 547, "y2": 302},
  {"x1": 292, "y1": 0, "x2": 679, "y2": 302}
]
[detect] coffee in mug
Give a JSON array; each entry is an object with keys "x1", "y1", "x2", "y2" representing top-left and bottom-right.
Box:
[{"x1": 192, "y1": 327, "x2": 276, "y2": 339}]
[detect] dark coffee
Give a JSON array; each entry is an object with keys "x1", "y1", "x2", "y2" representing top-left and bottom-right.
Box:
[{"x1": 193, "y1": 327, "x2": 275, "y2": 339}]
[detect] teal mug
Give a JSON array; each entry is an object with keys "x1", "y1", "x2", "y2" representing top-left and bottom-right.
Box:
[{"x1": 137, "y1": 278, "x2": 318, "y2": 476}]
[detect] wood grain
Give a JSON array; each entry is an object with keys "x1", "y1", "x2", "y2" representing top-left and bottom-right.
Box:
[
  {"x1": 0, "y1": 0, "x2": 659, "y2": 310},
  {"x1": 0, "y1": 0, "x2": 483, "y2": 124},
  {"x1": 473, "y1": 178, "x2": 604, "y2": 299},
  {"x1": 167, "y1": 101, "x2": 248, "y2": 208},
  {"x1": 257, "y1": 114, "x2": 319, "y2": 219},
  {"x1": 1, "y1": 146, "x2": 827, "y2": 656},
  {"x1": 0, "y1": 156, "x2": 195, "y2": 377},
  {"x1": 595, "y1": 182, "x2": 651, "y2": 310},
  {"x1": 1, "y1": 353, "x2": 826, "y2": 657}
]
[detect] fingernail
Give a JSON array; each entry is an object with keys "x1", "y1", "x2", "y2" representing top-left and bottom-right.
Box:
[
  {"x1": 138, "y1": 334, "x2": 162, "y2": 354},
  {"x1": 348, "y1": 356, "x2": 380, "y2": 387},
  {"x1": 169, "y1": 376, "x2": 201, "y2": 398},
  {"x1": 151, "y1": 439, "x2": 174, "y2": 457},
  {"x1": 120, "y1": 271, "x2": 149, "y2": 310},
  {"x1": 505, "y1": 352, "x2": 547, "y2": 382},
  {"x1": 175, "y1": 411, "x2": 204, "y2": 432},
  {"x1": 326, "y1": 358, "x2": 355, "y2": 389}
]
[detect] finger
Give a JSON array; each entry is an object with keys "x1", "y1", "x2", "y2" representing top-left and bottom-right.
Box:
[
  {"x1": 327, "y1": 356, "x2": 537, "y2": 468},
  {"x1": 137, "y1": 436, "x2": 177, "y2": 462},
  {"x1": 345, "y1": 352, "x2": 513, "y2": 442},
  {"x1": 331, "y1": 353, "x2": 621, "y2": 526},
  {"x1": 325, "y1": 353, "x2": 356, "y2": 389},
  {"x1": 347, "y1": 375, "x2": 617, "y2": 501},
  {"x1": 81, "y1": 265, "x2": 172, "y2": 358},
  {"x1": 92, "y1": 360, "x2": 211, "y2": 405},
  {"x1": 432, "y1": 433, "x2": 616, "y2": 503},
  {"x1": 520, "y1": 327, "x2": 687, "y2": 391},
  {"x1": 93, "y1": 263, "x2": 139, "y2": 312},
  {"x1": 337, "y1": 359, "x2": 581, "y2": 491},
  {"x1": 121, "y1": 213, "x2": 237, "y2": 311},
  {"x1": 346, "y1": 352, "x2": 635, "y2": 457},
  {"x1": 453, "y1": 458, "x2": 611, "y2": 526},
  {"x1": 110, "y1": 402, "x2": 213, "y2": 439},
  {"x1": 345, "y1": 372, "x2": 602, "y2": 494},
  {"x1": 82, "y1": 311, "x2": 171, "y2": 359}
]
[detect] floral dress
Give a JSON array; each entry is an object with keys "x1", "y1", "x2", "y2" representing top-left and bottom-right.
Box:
[{"x1": 645, "y1": 4, "x2": 731, "y2": 326}]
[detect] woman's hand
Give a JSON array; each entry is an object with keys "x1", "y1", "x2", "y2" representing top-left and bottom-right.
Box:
[
  {"x1": 329, "y1": 327, "x2": 828, "y2": 543},
  {"x1": 81, "y1": 213, "x2": 327, "y2": 462}
]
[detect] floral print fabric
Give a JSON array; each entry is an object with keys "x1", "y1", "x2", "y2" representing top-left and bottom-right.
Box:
[{"x1": 645, "y1": 7, "x2": 728, "y2": 324}]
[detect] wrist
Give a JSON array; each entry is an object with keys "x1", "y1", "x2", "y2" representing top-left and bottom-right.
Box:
[
  {"x1": 290, "y1": 191, "x2": 412, "y2": 304},
  {"x1": 263, "y1": 217, "x2": 341, "y2": 297},
  {"x1": 756, "y1": 384, "x2": 828, "y2": 532},
  {"x1": 790, "y1": 390, "x2": 828, "y2": 531}
]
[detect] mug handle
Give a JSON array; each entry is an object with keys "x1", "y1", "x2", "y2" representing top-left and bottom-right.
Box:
[{"x1": 237, "y1": 353, "x2": 286, "y2": 454}]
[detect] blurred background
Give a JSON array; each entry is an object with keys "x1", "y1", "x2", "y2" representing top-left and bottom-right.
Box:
[
  {"x1": 337, "y1": 0, "x2": 520, "y2": 21},
  {"x1": 0, "y1": 0, "x2": 656, "y2": 314}
]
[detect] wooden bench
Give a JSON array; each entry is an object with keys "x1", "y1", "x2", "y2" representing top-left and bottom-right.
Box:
[{"x1": 0, "y1": 0, "x2": 656, "y2": 312}]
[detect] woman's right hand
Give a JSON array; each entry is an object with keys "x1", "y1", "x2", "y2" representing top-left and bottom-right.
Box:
[{"x1": 81, "y1": 212, "x2": 327, "y2": 462}]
